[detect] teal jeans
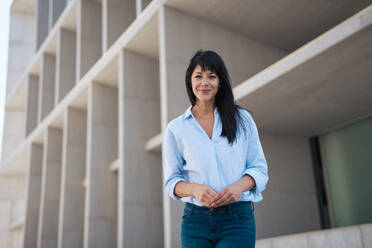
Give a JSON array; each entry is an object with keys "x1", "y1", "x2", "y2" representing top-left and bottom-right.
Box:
[{"x1": 181, "y1": 201, "x2": 256, "y2": 248}]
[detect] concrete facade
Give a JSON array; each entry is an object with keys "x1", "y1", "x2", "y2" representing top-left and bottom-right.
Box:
[{"x1": 1, "y1": 0, "x2": 372, "y2": 247}]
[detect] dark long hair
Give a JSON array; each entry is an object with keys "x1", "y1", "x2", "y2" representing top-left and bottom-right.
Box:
[{"x1": 185, "y1": 50, "x2": 251, "y2": 145}]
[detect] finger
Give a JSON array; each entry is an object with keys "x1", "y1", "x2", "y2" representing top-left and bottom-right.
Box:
[
  {"x1": 201, "y1": 194, "x2": 212, "y2": 204},
  {"x1": 204, "y1": 196, "x2": 215, "y2": 207},
  {"x1": 214, "y1": 197, "x2": 232, "y2": 208},
  {"x1": 205, "y1": 197, "x2": 214, "y2": 206},
  {"x1": 205, "y1": 190, "x2": 217, "y2": 204},
  {"x1": 207, "y1": 188, "x2": 217, "y2": 198},
  {"x1": 203, "y1": 191, "x2": 216, "y2": 204},
  {"x1": 202, "y1": 201, "x2": 210, "y2": 208},
  {"x1": 202, "y1": 189, "x2": 216, "y2": 202},
  {"x1": 211, "y1": 188, "x2": 227, "y2": 204},
  {"x1": 213, "y1": 192, "x2": 232, "y2": 207},
  {"x1": 212, "y1": 188, "x2": 230, "y2": 204}
]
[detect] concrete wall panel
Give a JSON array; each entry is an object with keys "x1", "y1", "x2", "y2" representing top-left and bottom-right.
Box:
[
  {"x1": 38, "y1": 54, "x2": 56, "y2": 123},
  {"x1": 26, "y1": 75, "x2": 39, "y2": 136},
  {"x1": 56, "y1": 29, "x2": 76, "y2": 104},
  {"x1": 76, "y1": 0, "x2": 102, "y2": 81},
  {"x1": 36, "y1": 0, "x2": 49, "y2": 50},
  {"x1": 255, "y1": 132, "x2": 321, "y2": 239},
  {"x1": 103, "y1": 0, "x2": 135, "y2": 51}
]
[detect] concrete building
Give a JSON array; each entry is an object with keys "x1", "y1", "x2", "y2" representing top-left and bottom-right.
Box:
[{"x1": 1, "y1": 0, "x2": 372, "y2": 247}]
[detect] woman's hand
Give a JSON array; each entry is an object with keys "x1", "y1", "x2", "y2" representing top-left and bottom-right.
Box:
[
  {"x1": 192, "y1": 184, "x2": 217, "y2": 208},
  {"x1": 209, "y1": 175, "x2": 255, "y2": 208},
  {"x1": 209, "y1": 183, "x2": 243, "y2": 208}
]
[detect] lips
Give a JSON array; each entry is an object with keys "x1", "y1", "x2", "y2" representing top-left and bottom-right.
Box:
[{"x1": 200, "y1": 90, "x2": 211, "y2": 93}]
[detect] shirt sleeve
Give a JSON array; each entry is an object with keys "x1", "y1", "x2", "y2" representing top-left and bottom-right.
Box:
[
  {"x1": 162, "y1": 123, "x2": 186, "y2": 200},
  {"x1": 242, "y1": 112, "x2": 269, "y2": 194}
]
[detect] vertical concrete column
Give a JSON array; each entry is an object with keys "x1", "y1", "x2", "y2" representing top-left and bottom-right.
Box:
[
  {"x1": 48, "y1": 0, "x2": 67, "y2": 31},
  {"x1": 135, "y1": 0, "x2": 152, "y2": 16},
  {"x1": 23, "y1": 143, "x2": 43, "y2": 248},
  {"x1": 37, "y1": 127, "x2": 63, "y2": 248},
  {"x1": 76, "y1": 0, "x2": 102, "y2": 82},
  {"x1": 102, "y1": 0, "x2": 135, "y2": 51},
  {"x1": 58, "y1": 107, "x2": 86, "y2": 248},
  {"x1": 158, "y1": 7, "x2": 186, "y2": 248},
  {"x1": 38, "y1": 53, "x2": 56, "y2": 123},
  {"x1": 36, "y1": 0, "x2": 49, "y2": 50},
  {"x1": 118, "y1": 52, "x2": 125, "y2": 248},
  {"x1": 56, "y1": 28, "x2": 76, "y2": 104},
  {"x1": 118, "y1": 50, "x2": 162, "y2": 247},
  {"x1": 135, "y1": 0, "x2": 141, "y2": 17},
  {"x1": 84, "y1": 82, "x2": 117, "y2": 248},
  {"x1": 26, "y1": 75, "x2": 39, "y2": 136}
]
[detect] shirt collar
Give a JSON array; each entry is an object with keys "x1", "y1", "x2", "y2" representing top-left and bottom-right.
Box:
[{"x1": 183, "y1": 105, "x2": 218, "y2": 119}]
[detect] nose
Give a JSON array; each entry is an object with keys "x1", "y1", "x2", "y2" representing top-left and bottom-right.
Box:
[{"x1": 201, "y1": 78, "x2": 209, "y2": 85}]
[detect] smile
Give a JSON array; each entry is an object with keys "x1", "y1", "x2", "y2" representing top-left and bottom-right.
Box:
[{"x1": 200, "y1": 90, "x2": 211, "y2": 93}]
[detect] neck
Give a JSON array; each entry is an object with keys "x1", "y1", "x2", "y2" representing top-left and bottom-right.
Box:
[{"x1": 193, "y1": 101, "x2": 215, "y2": 116}]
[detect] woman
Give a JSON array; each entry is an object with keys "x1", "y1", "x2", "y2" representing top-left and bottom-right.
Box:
[{"x1": 162, "y1": 50, "x2": 269, "y2": 248}]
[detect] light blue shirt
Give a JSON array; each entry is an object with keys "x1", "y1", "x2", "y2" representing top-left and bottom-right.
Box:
[{"x1": 162, "y1": 105, "x2": 269, "y2": 206}]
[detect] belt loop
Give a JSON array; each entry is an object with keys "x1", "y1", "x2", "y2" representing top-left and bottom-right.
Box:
[
  {"x1": 252, "y1": 202, "x2": 254, "y2": 212},
  {"x1": 191, "y1": 203, "x2": 195, "y2": 214}
]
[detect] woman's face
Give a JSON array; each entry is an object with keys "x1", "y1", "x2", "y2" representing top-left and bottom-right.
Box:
[{"x1": 191, "y1": 64, "x2": 220, "y2": 105}]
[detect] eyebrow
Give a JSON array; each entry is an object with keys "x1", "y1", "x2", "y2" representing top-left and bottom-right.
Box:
[{"x1": 194, "y1": 71, "x2": 216, "y2": 74}]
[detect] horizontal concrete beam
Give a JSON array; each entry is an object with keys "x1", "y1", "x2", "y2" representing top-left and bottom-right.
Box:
[
  {"x1": 256, "y1": 222, "x2": 372, "y2": 248},
  {"x1": 9, "y1": 216, "x2": 24, "y2": 231},
  {"x1": 234, "y1": 5, "x2": 372, "y2": 137},
  {"x1": 109, "y1": 159, "x2": 119, "y2": 172},
  {"x1": 165, "y1": 0, "x2": 372, "y2": 52},
  {"x1": 144, "y1": 133, "x2": 162, "y2": 152}
]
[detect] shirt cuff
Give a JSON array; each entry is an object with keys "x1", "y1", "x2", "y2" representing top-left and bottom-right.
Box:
[
  {"x1": 242, "y1": 169, "x2": 265, "y2": 194},
  {"x1": 166, "y1": 178, "x2": 185, "y2": 200}
]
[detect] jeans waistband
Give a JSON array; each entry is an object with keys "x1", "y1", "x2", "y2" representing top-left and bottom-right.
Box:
[{"x1": 185, "y1": 201, "x2": 254, "y2": 214}]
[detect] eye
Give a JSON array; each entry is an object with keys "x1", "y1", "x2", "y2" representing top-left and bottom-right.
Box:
[
  {"x1": 195, "y1": 75, "x2": 202, "y2": 78},
  {"x1": 209, "y1": 75, "x2": 216, "y2": 79}
]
